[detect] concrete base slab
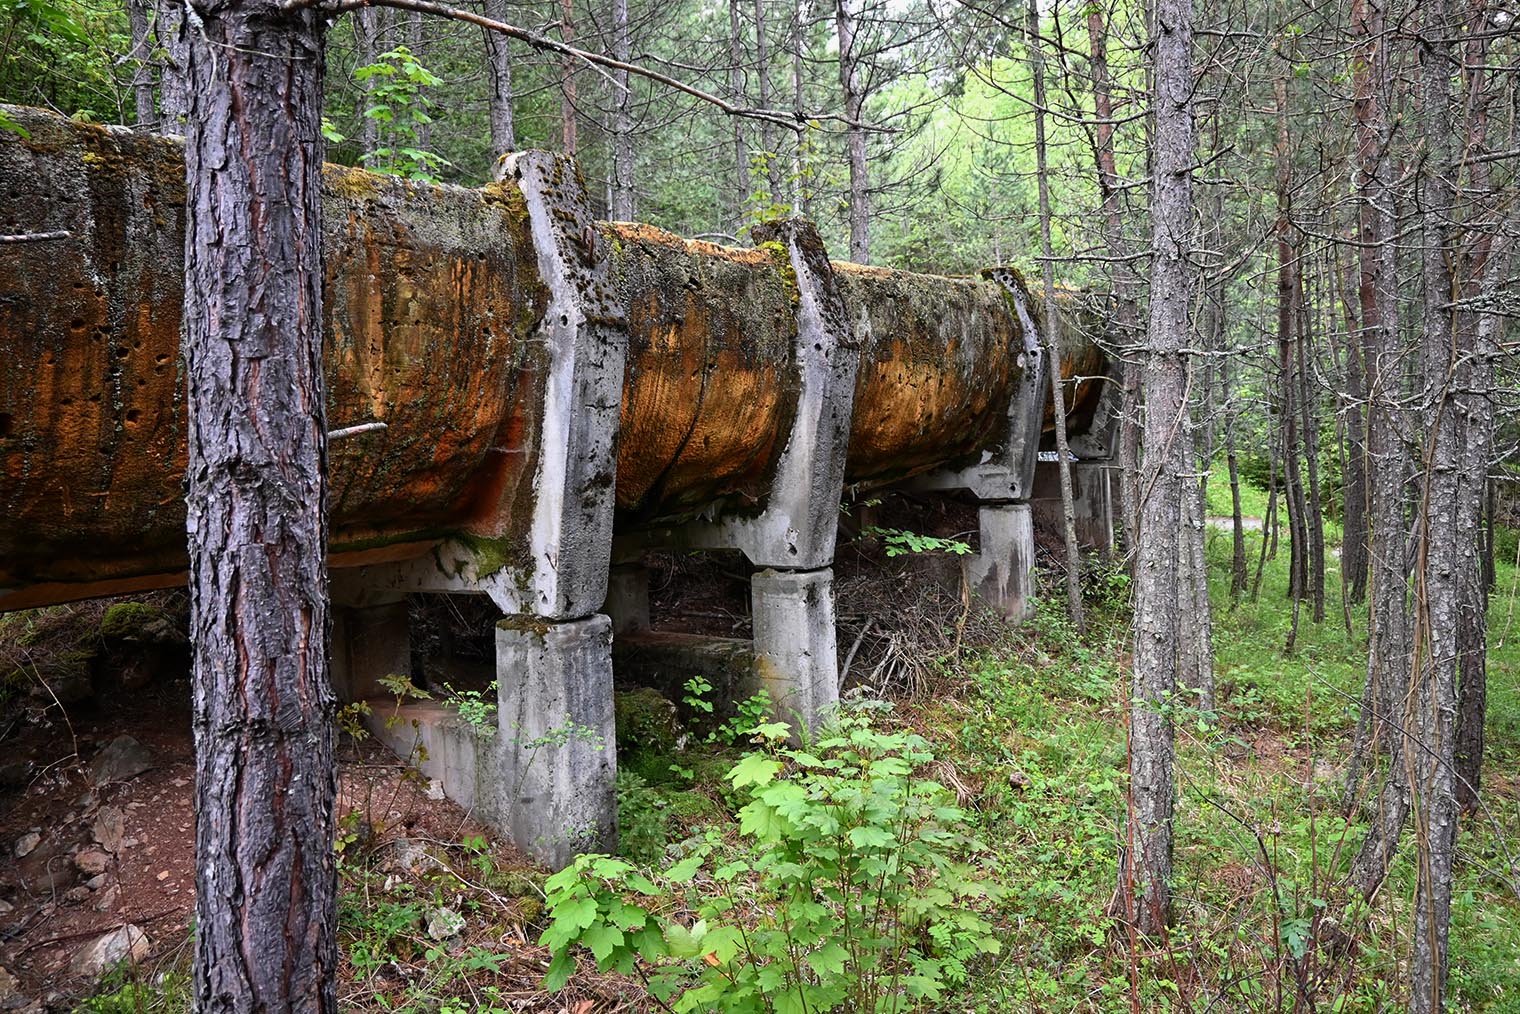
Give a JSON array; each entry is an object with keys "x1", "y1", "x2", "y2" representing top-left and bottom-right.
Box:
[
  {"x1": 751, "y1": 568, "x2": 838, "y2": 733},
  {"x1": 362, "y1": 613, "x2": 618, "y2": 869},
  {"x1": 965, "y1": 503, "x2": 1036, "y2": 620}
]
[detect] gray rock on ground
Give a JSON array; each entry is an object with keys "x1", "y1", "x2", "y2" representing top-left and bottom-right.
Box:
[
  {"x1": 88, "y1": 736, "x2": 155, "y2": 786},
  {"x1": 69, "y1": 925, "x2": 148, "y2": 978}
]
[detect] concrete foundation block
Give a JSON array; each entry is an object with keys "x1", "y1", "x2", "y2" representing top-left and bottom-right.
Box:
[
  {"x1": 965, "y1": 503, "x2": 1036, "y2": 620},
  {"x1": 750, "y1": 568, "x2": 838, "y2": 733},
  {"x1": 492, "y1": 613, "x2": 618, "y2": 867},
  {"x1": 332, "y1": 599, "x2": 410, "y2": 702},
  {"x1": 363, "y1": 699, "x2": 491, "y2": 815}
]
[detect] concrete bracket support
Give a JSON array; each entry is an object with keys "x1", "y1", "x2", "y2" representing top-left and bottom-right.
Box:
[
  {"x1": 492, "y1": 613, "x2": 618, "y2": 867},
  {"x1": 698, "y1": 219, "x2": 859, "y2": 571},
  {"x1": 905, "y1": 268, "x2": 1047, "y2": 502},
  {"x1": 750, "y1": 567, "x2": 839, "y2": 732},
  {"x1": 329, "y1": 151, "x2": 625, "y2": 622},
  {"x1": 964, "y1": 503, "x2": 1036, "y2": 621}
]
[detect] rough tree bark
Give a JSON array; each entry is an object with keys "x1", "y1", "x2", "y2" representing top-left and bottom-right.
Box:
[
  {"x1": 1298, "y1": 265, "x2": 1326, "y2": 624},
  {"x1": 181, "y1": 0, "x2": 337, "y2": 1009},
  {"x1": 1343, "y1": 0, "x2": 1410, "y2": 815},
  {"x1": 1125, "y1": 0, "x2": 1193, "y2": 939},
  {"x1": 835, "y1": 0, "x2": 869, "y2": 263},
  {"x1": 609, "y1": 0, "x2": 635, "y2": 220},
  {"x1": 126, "y1": 0, "x2": 157, "y2": 127},
  {"x1": 1273, "y1": 69, "x2": 1309, "y2": 621},
  {"x1": 1085, "y1": 6, "x2": 1141, "y2": 569},
  {"x1": 1409, "y1": 4, "x2": 1462, "y2": 1003},
  {"x1": 482, "y1": 0, "x2": 516, "y2": 180},
  {"x1": 728, "y1": 0, "x2": 750, "y2": 225},
  {"x1": 1028, "y1": 0, "x2": 1084, "y2": 635},
  {"x1": 152, "y1": 0, "x2": 189, "y2": 128}
]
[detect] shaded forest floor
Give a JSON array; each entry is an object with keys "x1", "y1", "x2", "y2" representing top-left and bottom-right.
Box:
[{"x1": 4, "y1": 492, "x2": 1518, "y2": 1012}]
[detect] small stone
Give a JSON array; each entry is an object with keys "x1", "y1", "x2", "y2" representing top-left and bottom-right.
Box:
[
  {"x1": 425, "y1": 779, "x2": 445, "y2": 801},
  {"x1": 1007, "y1": 769, "x2": 1032, "y2": 791},
  {"x1": 89, "y1": 736, "x2": 155, "y2": 786},
  {"x1": 119, "y1": 838, "x2": 139, "y2": 849},
  {"x1": 92, "y1": 807, "x2": 125, "y2": 854},
  {"x1": 0, "y1": 897, "x2": 13, "y2": 914},
  {"x1": 93, "y1": 885, "x2": 121, "y2": 913},
  {"x1": 63, "y1": 886, "x2": 90, "y2": 904},
  {"x1": 155, "y1": 870, "x2": 169, "y2": 881},
  {"x1": 68, "y1": 925, "x2": 149, "y2": 978},
  {"x1": 74, "y1": 848, "x2": 110, "y2": 877},
  {"x1": 13, "y1": 833, "x2": 39, "y2": 859},
  {"x1": 86, "y1": 875, "x2": 108, "y2": 891},
  {"x1": 426, "y1": 906, "x2": 465, "y2": 941}
]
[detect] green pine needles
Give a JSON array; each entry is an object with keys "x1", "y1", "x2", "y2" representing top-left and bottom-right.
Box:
[{"x1": 540, "y1": 708, "x2": 1004, "y2": 1012}]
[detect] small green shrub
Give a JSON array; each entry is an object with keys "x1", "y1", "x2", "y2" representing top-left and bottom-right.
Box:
[{"x1": 541, "y1": 709, "x2": 1003, "y2": 1012}]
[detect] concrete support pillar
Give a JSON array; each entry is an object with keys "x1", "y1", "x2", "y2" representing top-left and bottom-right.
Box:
[
  {"x1": 331, "y1": 598, "x2": 410, "y2": 702},
  {"x1": 965, "y1": 503, "x2": 1036, "y2": 621},
  {"x1": 604, "y1": 563, "x2": 651, "y2": 636},
  {"x1": 492, "y1": 613, "x2": 617, "y2": 867},
  {"x1": 750, "y1": 568, "x2": 838, "y2": 733}
]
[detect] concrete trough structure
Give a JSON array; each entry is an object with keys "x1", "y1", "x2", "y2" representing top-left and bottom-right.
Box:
[{"x1": 0, "y1": 105, "x2": 1114, "y2": 865}]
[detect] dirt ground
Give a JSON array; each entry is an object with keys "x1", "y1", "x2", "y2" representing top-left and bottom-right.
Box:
[{"x1": 0, "y1": 613, "x2": 639, "y2": 1013}]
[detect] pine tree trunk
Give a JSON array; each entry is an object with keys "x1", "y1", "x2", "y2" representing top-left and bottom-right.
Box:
[
  {"x1": 1125, "y1": 0, "x2": 1193, "y2": 939},
  {"x1": 609, "y1": 0, "x2": 635, "y2": 220},
  {"x1": 560, "y1": 0, "x2": 578, "y2": 154},
  {"x1": 728, "y1": 0, "x2": 750, "y2": 227},
  {"x1": 181, "y1": 0, "x2": 337, "y2": 1008},
  {"x1": 1028, "y1": 0, "x2": 1084, "y2": 635},
  {"x1": 482, "y1": 0, "x2": 516, "y2": 180},
  {"x1": 126, "y1": 0, "x2": 157, "y2": 127},
  {"x1": 152, "y1": 0, "x2": 189, "y2": 128},
  {"x1": 753, "y1": 0, "x2": 781, "y2": 203},
  {"x1": 1085, "y1": 7, "x2": 1141, "y2": 568},
  {"x1": 1297, "y1": 276, "x2": 1326, "y2": 623},
  {"x1": 835, "y1": 0, "x2": 869, "y2": 263}
]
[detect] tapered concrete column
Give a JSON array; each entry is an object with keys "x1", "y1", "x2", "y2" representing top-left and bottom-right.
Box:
[
  {"x1": 492, "y1": 613, "x2": 617, "y2": 867},
  {"x1": 604, "y1": 563, "x2": 651, "y2": 636},
  {"x1": 750, "y1": 568, "x2": 838, "y2": 733},
  {"x1": 965, "y1": 504, "x2": 1036, "y2": 620},
  {"x1": 331, "y1": 598, "x2": 410, "y2": 702}
]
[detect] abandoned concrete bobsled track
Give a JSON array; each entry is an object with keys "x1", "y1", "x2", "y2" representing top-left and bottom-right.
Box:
[{"x1": 0, "y1": 105, "x2": 1117, "y2": 865}]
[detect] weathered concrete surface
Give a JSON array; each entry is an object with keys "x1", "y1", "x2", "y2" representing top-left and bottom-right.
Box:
[
  {"x1": 751, "y1": 567, "x2": 839, "y2": 729},
  {"x1": 1031, "y1": 460, "x2": 1114, "y2": 553},
  {"x1": 0, "y1": 105, "x2": 551, "y2": 608},
  {"x1": 965, "y1": 503, "x2": 1037, "y2": 620},
  {"x1": 836, "y1": 263, "x2": 1023, "y2": 485},
  {"x1": 493, "y1": 614, "x2": 618, "y2": 866}
]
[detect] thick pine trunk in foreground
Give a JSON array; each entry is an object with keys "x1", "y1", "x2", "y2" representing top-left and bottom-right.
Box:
[
  {"x1": 1126, "y1": 0, "x2": 1193, "y2": 939},
  {"x1": 182, "y1": 1, "x2": 338, "y2": 1009}
]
